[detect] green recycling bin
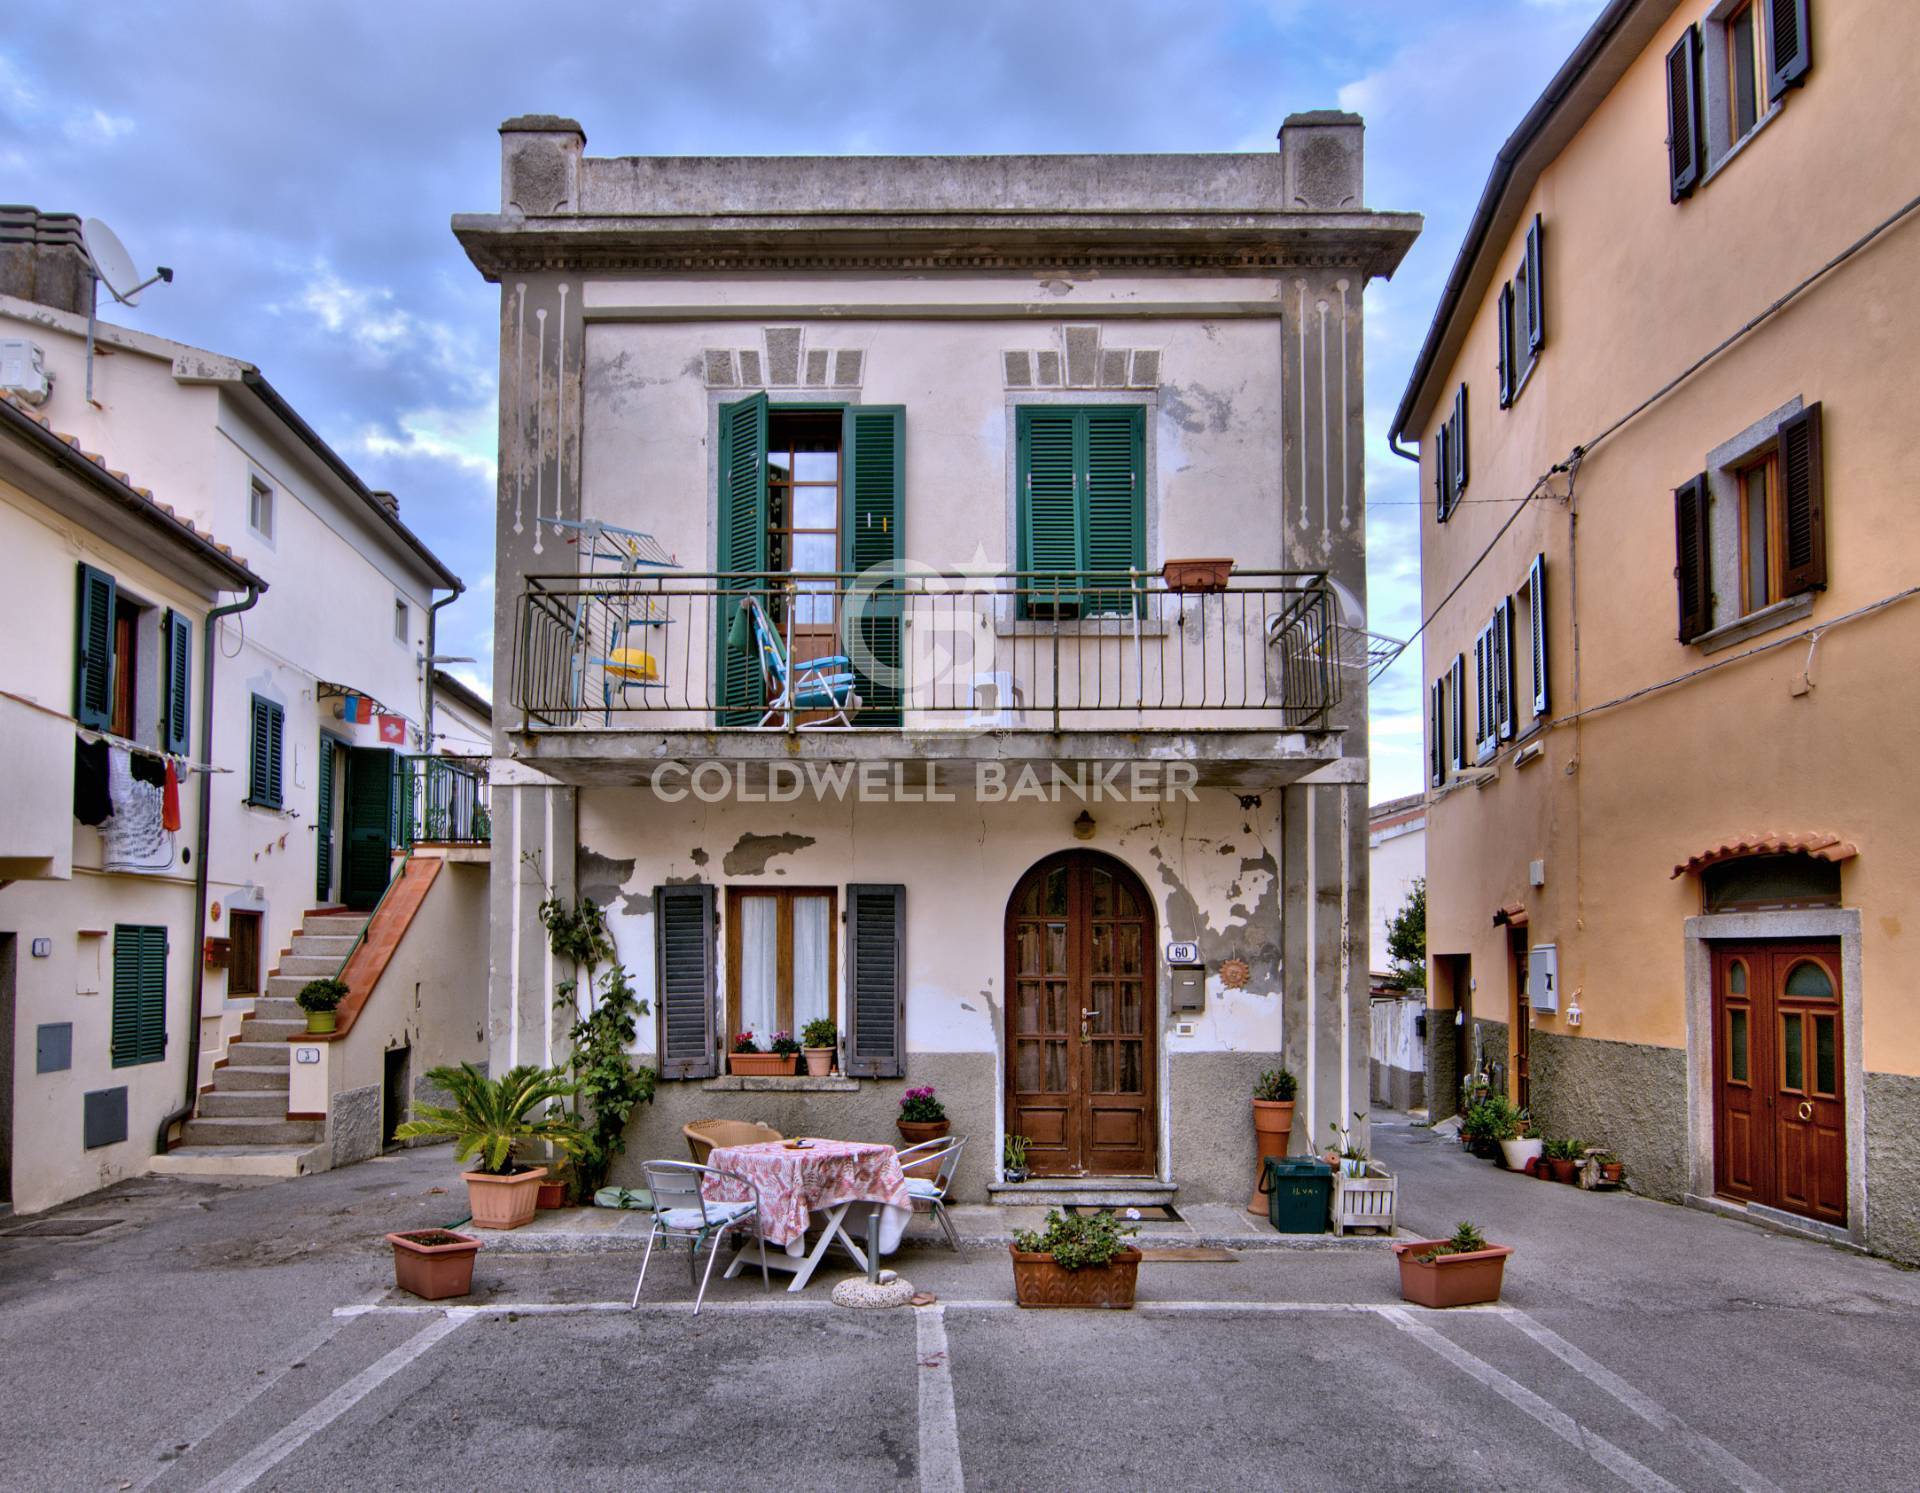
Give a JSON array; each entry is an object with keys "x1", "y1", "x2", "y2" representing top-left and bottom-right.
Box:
[{"x1": 1261, "y1": 1155, "x2": 1333, "y2": 1233}]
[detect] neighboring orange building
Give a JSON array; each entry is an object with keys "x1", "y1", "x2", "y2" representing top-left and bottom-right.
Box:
[{"x1": 1390, "y1": 0, "x2": 1920, "y2": 1260}]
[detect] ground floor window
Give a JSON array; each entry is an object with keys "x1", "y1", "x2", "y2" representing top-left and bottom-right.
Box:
[
  {"x1": 727, "y1": 888, "x2": 835, "y2": 1046},
  {"x1": 111, "y1": 923, "x2": 167, "y2": 1067}
]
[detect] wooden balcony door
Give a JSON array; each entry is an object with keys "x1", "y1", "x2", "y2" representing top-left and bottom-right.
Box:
[
  {"x1": 1712, "y1": 941, "x2": 1846, "y2": 1226},
  {"x1": 1005, "y1": 851, "x2": 1156, "y2": 1177}
]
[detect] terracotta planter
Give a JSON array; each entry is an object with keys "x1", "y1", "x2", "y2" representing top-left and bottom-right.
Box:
[
  {"x1": 387, "y1": 1230, "x2": 480, "y2": 1300},
  {"x1": 1393, "y1": 1240, "x2": 1514, "y2": 1309},
  {"x1": 1499, "y1": 1138, "x2": 1544, "y2": 1172},
  {"x1": 897, "y1": 1118, "x2": 950, "y2": 1179},
  {"x1": 461, "y1": 1165, "x2": 547, "y2": 1230},
  {"x1": 1161, "y1": 557, "x2": 1234, "y2": 593},
  {"x1": 729, "y1": 1052, "x2": 797, "y2": 1077},
  {"x1": 1010, "y1": 1246, "x2": 1142, "y2": 1309},
  {"x1": 535, "y1": 1180, "x2": 568, "y2": 1210},
  {"x1": 304, "y1": 1010, "x2": 337, "y2": 1034},
  {"x1": 1599, "y1": 1161, "x2": 1624, "y2": 1185},
  {"x1": 802, "y1": 1048, "x2": 835, "y2": 1077},
  {"x1": 1248, "y1": 1098, "x2": 1296, "y2": 1213},
  {"x1": 1543, "y1": 1157, "x2": 1579, "y2": 1185}
]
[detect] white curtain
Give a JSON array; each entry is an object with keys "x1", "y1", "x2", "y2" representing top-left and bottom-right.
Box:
[
  {"x1": 792, "y1": 895, "x2": 831, "y2": 1033},
  {"x1": 739, "y1": 898, "x2": 779, "y2": 1042}
]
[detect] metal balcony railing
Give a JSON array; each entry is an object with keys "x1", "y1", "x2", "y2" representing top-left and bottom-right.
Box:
[
  {"x1": 398, "y1": 755, "x2": 491, "y2": 847},
  {"x1": 511, "y1": 569, "x2": 1341, "y2": 733}
]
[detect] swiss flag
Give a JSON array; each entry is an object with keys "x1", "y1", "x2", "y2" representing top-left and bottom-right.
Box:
[{"x1": 377, "y1": 714, "x2": 406, "y2": 745}]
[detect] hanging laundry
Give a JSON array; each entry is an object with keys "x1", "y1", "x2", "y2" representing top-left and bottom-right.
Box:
[
  {"x1": 74, "y1": 736, "x2": 113, "y2": 825},
  {"x1": 100, "y1": 746, "x2": 174, "y2": 874},
  {"x1": 162, "y1": 759, "x2": 182, "y2": 833},
  {"x1": 130, "y1": 751, "x2": 167, "y2": 788}
]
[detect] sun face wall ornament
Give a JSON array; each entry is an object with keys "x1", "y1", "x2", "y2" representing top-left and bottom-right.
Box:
[{"x1": 1219, "y1": 958, "x2": 1251, "y2": 990}]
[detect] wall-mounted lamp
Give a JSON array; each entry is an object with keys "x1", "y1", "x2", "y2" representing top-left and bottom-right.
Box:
[{"x1": 1072, "y1": 811, "x2": 1096, "y2": 841}]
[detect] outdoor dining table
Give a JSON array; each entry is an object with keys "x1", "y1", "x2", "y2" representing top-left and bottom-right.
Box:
[{"x1": 704, "y1": 1137, "x2": 913, "y2": 1292}]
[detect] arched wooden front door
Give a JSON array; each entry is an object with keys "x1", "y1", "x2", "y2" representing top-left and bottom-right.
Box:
[{"x1": 1005, "y1": 851, "x2": 1157, "y2": 1177}]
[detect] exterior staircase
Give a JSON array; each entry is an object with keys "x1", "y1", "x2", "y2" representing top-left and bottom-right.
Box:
[{"x1": 149, "y1": 909, "x2": 367, "y2": 1179}]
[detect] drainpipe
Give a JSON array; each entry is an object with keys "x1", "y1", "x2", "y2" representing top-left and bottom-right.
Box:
[
  {"x1": 422, "y1": 585, "x2": 465, "y2": 753},
  {"x1": 156, "y1": 583, "x2": 262, "y2": 1153},
  {"x1": 1388, "y1": 433, "x2": 1421, "y2": 465}
]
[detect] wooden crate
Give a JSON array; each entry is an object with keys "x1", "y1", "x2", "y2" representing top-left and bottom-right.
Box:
[{"x1": 1332, "y1": 1163, "x2": 1397, "y2": 1235}]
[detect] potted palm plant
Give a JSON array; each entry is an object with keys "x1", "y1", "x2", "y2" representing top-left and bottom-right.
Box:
[
  {"x1": 800, "y1": 1018, "x2": 837, "y2": 1077},
  {"x1": 1011, "y1": 1208, "x2": 1142, "y2": 1309},
  {"x1": 1393, "y1": 1221, "x2": 1513, "y2": 1308},
  {"x1": 394, "y1": 1063, "x2": 584, "y2": 1230},
  {"x1": 295, "y1": 977, "x2": 349, "y2": 1034},
  {"x1": 1249, "y1": 1067, "x2": 1297, "y2": 1213},
  {"x1": 1542, "y1": 1137, "x2": 1585, "y2": 1184}
]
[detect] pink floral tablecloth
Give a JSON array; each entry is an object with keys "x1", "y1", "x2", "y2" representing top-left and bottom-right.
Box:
[{"x1": 704, "y1": 1139, "x2": 911, "y2": 1249}]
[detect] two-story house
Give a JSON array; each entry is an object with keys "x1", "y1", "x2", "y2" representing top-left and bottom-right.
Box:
[
  {"x1": 1392, "y1": 0, "x2": 1920, "y2": 1260},
  {"x1": 458, "y1": 117, "x2": 1417, "y2": 1204},
  {"x1": 0, "y1": 212, "x2": 487, "y2": 1209}
]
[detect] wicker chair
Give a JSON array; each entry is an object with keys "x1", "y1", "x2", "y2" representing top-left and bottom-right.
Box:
[{"x1": 683, "y1": 1119, "x2": 784, "y2": 1164}]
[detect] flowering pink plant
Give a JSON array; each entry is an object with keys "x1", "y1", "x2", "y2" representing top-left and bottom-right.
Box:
[
  {"x1": 732, "y1": 1030, "x2": 761, "y2": 1054},
  {"x1": 769, "y1": 1030, "x2": 802, "y2": 1056},
  {"x1": 899, "y1": 1085, "x2": 946, "y2": 1123}
]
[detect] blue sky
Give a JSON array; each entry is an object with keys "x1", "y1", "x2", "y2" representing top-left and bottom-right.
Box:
[{"x1": 0, "y1": 0, "x2": 1603, "y2": 801}]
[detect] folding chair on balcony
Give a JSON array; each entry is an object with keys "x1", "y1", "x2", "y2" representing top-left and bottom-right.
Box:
[
  {"x1": 894, "y1": 1135, "x2": 966, "y2": 1251},
  {"x1": 631, "y1": 1160, "x2": 770, "y2": 1315},
  {"x1": 738, "y1": 595, "x2": 862, "y2": 730}
]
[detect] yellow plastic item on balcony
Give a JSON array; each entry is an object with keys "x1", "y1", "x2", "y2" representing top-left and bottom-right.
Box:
[{"x1": 605, "y1": 647, "x2": 659, "y2": 683}]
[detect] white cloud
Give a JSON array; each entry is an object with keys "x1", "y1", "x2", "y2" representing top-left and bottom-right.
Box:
[
  {"x1": 357, "y1": 403, "x2": 497, "y2": 484},
  {"x1": 63, "y1": 107, "x2": 134, "y2": 146}
]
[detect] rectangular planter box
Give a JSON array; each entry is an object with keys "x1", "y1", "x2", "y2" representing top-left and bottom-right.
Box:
[
  {"x1": 387, "y1": 1230, "x2": 480, "y2": 1300},
  {"x1": 728, "y1": 1053, "x2": 797, "y2": 1077},
  {"x1": 1010, "y1": 1248, "x2": 1141, "y2": 1309},
  {"x1": 1332, "y1": 1162, "x2": 1397, "y2": 1235},
  {"x1": 1392, "y1": 1240, "x2": 1513, "y2": 1309}
]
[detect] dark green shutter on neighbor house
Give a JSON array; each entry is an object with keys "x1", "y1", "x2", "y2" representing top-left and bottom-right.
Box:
[
  {"x1": 162, "y1": 610, "x2": 192, "y2": 756},
  {"x1": 248, "y1": 695, "x2": 285, "y2": 808},
  {"x1": 314, "y1": 739, "x2": 335, "y2": 902},
  {"x1": 74, "y1": 562, "x2": 117, "y2": 730},
  {"x1": 1017, "y1": 406, "x2": 1144, "y2": 616},
  {"x1": 341, "y1": 747, "x2": 395, "y2": 911},
  {"x1": 714, "y1": 393, "x2": 770, "y2": 725},
  {"x1": 843, "y1": 405, "x2": 904, "y2": 725},
  {"x1": 111, "y1": 924, "x2": 167, "y2": 1067},
  {"x1": 654, "y1": 884, "x2": 716, "y2": 1079}
]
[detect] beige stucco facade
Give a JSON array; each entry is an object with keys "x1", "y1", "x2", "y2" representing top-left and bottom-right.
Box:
[{"x1": 1397, "y1": 0, "x2": 1920, "y2": 1258}]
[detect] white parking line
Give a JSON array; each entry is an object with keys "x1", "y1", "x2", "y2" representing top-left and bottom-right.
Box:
[
  {"x1": 1381, "y1": 1307, "x2": 1684, "y2": 1493},
  {"x1": 193, "y1": 1314, "x2": 466, "y2": 1493},
  {"x1": 1503, "y1": 1309, "x2": 1785, "y2": 1493},
  {"x1": 916, "y1": 1305, "x2": 965, "y2": 1493}
]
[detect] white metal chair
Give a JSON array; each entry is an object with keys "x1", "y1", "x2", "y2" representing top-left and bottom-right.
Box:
[
  {"x1": 894, "y1": 1136, "x2": 966, "y2": 1251},
  {"x1": 631, "y1": 1160, "x2": 769, "y2": 1314},
  {"x1": 741, "y1": 595, "x2": 862, "y2": 729}
]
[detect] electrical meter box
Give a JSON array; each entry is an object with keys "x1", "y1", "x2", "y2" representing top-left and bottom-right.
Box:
[{"x1": 1527, "y1": 944, "x2": 1560, "y2": 1014}]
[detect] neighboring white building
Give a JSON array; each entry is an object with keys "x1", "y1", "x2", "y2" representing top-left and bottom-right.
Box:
[
  {"x1": 0, "y1": 211, "x2": 483, "y2": 1212},
  {"x1": 1368, "y1": 792, "x2": 1426, "y2": 982}
]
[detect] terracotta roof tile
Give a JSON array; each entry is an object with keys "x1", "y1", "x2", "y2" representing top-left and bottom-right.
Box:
[{"x1": 1671, "y1": 833, "x2": 1858, "y2": 879}]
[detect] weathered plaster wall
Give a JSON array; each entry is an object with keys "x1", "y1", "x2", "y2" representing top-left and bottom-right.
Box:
[
  {"x1": 1529, "y1": 1031, "x2": 1688, "y2": 1203},
  {"x1": 1864, "y1": 1073, "x2": 1920, "y2": 1266}
]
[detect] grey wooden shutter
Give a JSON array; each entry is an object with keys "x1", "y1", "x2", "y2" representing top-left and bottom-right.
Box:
[
  {"x1": 1497, "y1": 285, "x2": 1516, "y2": 408},
  {"x1": 654, "y1": 884, "x2": 716, "y2": 1079},
  {"x1": 1429, "y1": 679, "x2": 1444, "y2": 787},
  {"x1": 162, "y1": 610, "x2": 192, "y2": 756},
  {"x1": 1451, "y1": 385, "x2": 1469, "y2": 499},
  {"x1": 1674, "y1": 474, "x2": 1712, "y2": 643},
  {"x1": 1524, "y1": 217, "x2": 1545, "y2": 355},
  {"x1": 1471, "y1": 630, "x2": 1485, "y2": 756},
  {"x1": 1528, "y1": 554, "x2": 1549, "y2": 717},
  {"x1": 1766, "y1": 0, "x2": 1812, "y2": 98},
  {"x1": 1495, "y1": 599, "x2": 1515, "y2": 741},
  {"x1": 1449, "y1": 654, "x2": 1466, "y2": 772},
  {"x1": 845, "y1": 883, "x2": 905, "y2": 1078},
  {"x1": 74, "y1": 562, "x2": 117, "y2": 730},
  {"x1": 1434, "y1": 421, "x2": 1452, "y2": 522},
  {"x1": 1666, "y1": 26, "x2": 1703, "y2": 201},
  {"x1": 1779, "y1": 402, "x2": 1827, "y2": 595}
]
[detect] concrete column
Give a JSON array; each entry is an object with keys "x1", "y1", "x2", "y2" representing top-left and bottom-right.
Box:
[
  {"x1": 1280, "y1": 781, "x2": 1370, "y2": 1156},
  {"x1": 486, "y1": 778, "x2": 576, "y2": 1076}
]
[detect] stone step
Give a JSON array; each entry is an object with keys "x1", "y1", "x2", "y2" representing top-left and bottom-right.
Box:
[
  {"x1": 290, "y1": 934, "x2": 358, "y2": 959},
  {"x1": 197, "y1": 1091, "x2": 287, "y2": 1118},
  {"x1": 985, "y1": 1178, "x2": 1180, "y2": 1208},
  {"x1": 248, "y1": 996, "x2": 302, "y2": 1021},
  {"x1": 239, "y1": 1017, "x2": 308, "y2": 1043},
  {"x1": 265, "y1": 974, "x2": 321, "y2": 1001},
  {"x1": 272, "y1": 955, "x2": 340, "y2": 977},
  {"x1": 210, "y1": 1064, "x2": 291, "y2": 1092},
  {"x1": 149, "y1": 1145, "x2": 320, "y2": 1180},
  {"x1": 303, "y1": 915, "x2": 369, "y2": 938},
  {"x1": 179, "y1": 1115, "x2": 324, "y2": 1147},
  {"x1": 224, "y1": 1041, "x2": 290, "y2": 1068}
]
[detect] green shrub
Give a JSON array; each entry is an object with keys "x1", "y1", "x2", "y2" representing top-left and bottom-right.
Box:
[
  {"x1": 1012, "y1": 1208, "x2": 1138, "y2": 1270},
  {"x1": 1254, "y1": 1068, "x2": 1297, "y2": 1102},
  {"x1": 295, "y1": 977, "x2": 349, "y2": 1014}
]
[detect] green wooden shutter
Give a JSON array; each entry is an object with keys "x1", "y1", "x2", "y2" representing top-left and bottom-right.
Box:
[
  {"x1": 714, "y1": 393, "x2": 770, "y2": 725},
  {"x1": 1018, "y1": 407, "x2": 1082, "y2": 615},
  {"x1": 654, "y1": 884, "x2": 716, "y2": 1079},
  {"x1": 342, "y1": 747, "x2": 394, "y2": 910},
  {"x1": 845, "y1": 884, "x2": 905, "y2": 1078},
  {"x1": 162, "y1": 610, "x2": 192, "y2": 756},
  {"x1": 112, "y1": 924, "x2": 167, "y2": 1067},
  {"x1": 74, "y1": 562, "x2": 117, "y2": 730},
  {"x1": 315, "y1": 738, "x2": 335, "y2": 902},
  {"x1": 1779, "y1": 402, "x2": 1826, "y2": 595},
  {"x1": 843, "y1": 405, "x2": 905, "y2": 726},
  {"x1": 249, "y1": 695, "x2": 285, "y2": 808},
  {"x1": 1083, "y1": 407, "x2": 1145, "y2": 616}
]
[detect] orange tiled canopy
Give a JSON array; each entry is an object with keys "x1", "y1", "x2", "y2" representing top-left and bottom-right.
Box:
[{"x1": 1671, "y1": 833, "x2": 1858, "y2": 880}]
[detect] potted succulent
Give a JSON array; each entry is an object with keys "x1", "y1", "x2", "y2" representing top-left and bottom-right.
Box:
[
  {"x1": 1011, "y1": 1208, "x2": 1142, "y2": 1309},
  {"x1": 1459, "y1": 1097, "x2": 1507, "y2": 1160},
  {"x1": 1542, "y1": 1137, "x2": 1585, "y2": 1184},
  {"x1": 1393, "y1": 1221, "x2": 1514, "y2": 1309},
  {"x1": 394, "y1": 1063, "x2": 583, "y2": 1230},
  {"x1": 728, "y1": 1030, "x2": 795, "y2": 1077},
  {"x1": 1325, "y1": 1111, "x2": 1370, "y2": 1177},
  {"x1": 1003, "y1": 1133, "x2": 1031, "y2": 1184},
  {"x1": 1248, "y1": 1067, "x2": 1298, "y2": 1212},
  {"x1": 385, "y1": 1229, "x2": 482, "y2": 1300},
  {"x1": 800, "y1": 1018, "x2": 838, "y2": 1077},
  {"x1": 296, "y1": 977, "x2": 349, "y2": 1034}
]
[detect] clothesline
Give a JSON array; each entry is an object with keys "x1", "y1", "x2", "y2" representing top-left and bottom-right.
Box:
[{"x1": 2, "y1": 687, "x2": 231, "y2": 775}]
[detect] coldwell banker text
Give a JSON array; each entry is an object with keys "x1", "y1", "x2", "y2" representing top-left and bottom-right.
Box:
[{"x1": 649, "y1": 761, "x2": 1201, "y2": 804}]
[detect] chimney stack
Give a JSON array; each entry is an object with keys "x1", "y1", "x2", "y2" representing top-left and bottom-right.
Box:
[{"x1": 0, "y1": 206, "x2": 93, "y2": 317}]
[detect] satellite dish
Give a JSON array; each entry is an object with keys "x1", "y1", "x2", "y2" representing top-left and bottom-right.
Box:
[{"x1": 82, "y1": 217, "x2": 172, "y2": 306}]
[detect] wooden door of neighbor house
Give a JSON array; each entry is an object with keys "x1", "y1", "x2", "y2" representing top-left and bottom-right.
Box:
[
  {"x1": 1712, "y1": 941, "x2": 1846, "y2": 1226},
  {"x1": 1005, "y1": 851, "x2": 1156, "y2": 1177},
  {"x1": 341, "y1": 747, "x2": 396, "y2": 912}
]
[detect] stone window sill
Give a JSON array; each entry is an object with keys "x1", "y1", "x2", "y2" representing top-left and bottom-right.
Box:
[
  {"x1": 1694, "y1": 592, "x2": 1814, "y2": 655},
  {"x1": 701, "y1": 1075, "x2": 860, "y2": 1093}
]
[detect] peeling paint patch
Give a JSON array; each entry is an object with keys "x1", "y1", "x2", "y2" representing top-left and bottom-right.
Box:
[
  {"x1": 689, "y1": 847, "x2": 710, "y2": 866},
  {"x1": 1161, "y1": 382, "x2": 1234, "y2": 434},
  {"x1": 723, "y1": 832, "x2": 816, "y2": 875},
  {"x1": 1154, "y1": 852, "x2": 1282, "y2": 993},
  {"x1": 579, "y1": 848, "x2": 636, "y2": 912}
]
